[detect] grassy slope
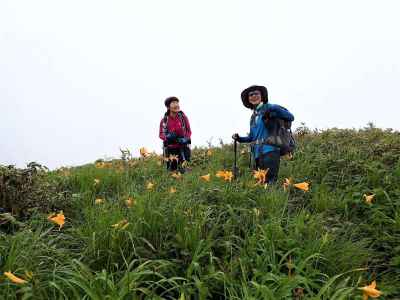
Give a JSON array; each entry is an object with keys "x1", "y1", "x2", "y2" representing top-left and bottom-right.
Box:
[{"x1": 1, "y1": 126, "x2": 400, "y2": 299}]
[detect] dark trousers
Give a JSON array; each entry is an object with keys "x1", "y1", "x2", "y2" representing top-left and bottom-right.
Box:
[
  {"x1": 255, "y1": 150, "x2": 280, "y2": 183},
  {"x1": 165, "y1": 146, "x2": 191, "y2": 172}
]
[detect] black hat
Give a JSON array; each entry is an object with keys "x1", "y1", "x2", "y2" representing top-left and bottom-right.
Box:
[
  {"x1": 164, "y1": 96, "x2": 179, "y2": 108},
  {"x1": 241, "y1": 85, "x2": 268, "y2": 109}
]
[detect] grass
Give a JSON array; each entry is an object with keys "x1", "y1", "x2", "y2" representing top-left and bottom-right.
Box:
[{"x1": 0, "y1": 125, "x2": 399, "y2": 299}]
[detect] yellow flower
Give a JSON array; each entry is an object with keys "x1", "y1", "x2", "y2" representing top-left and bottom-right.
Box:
[
  {"x1": 293, "y1": 182, "x2": 310, "y2": 192},
  {"x1": 363, "y1": 194, "x2": 375, "y2": 205},
  {"x1": 169, "y1": 154, "x2": 179, "y2": 162},
  {"x1": 207, "y1": 149, "x2": 213, "y2": 156},
  {"x1": 287, "y1": 256, "x2": 294, "y2": 278},
  {"x1": 59, "y1": 167, "x2": 71, "y2": 176},
  {"x1": 171, "y1": 172, "x2": 182, "y2": 179},
  {"x1": 25, "y1": 271, "x2": 33, "y2": 279},
  {"x1": 223, "y1": 171, "x2": 234, "y2": 182},
  {"x1": 146, "y1": 182, "x2": 154, "y2": 190},
  {"x1": 216, "y1": 170, "x2": 234, "y2": 182},
  {"x1": 359, "y1": 280, "x2": 382, "y2": 299},
  {"x1": 200, "y1": 174, "x2": 211, "y2": 182},
  {"x1": 283, "y1": 178, "x2": 293, "y2": 191},
  {"x1": 48, "y1": 212, "x2": 65, "y2": 230},
  {"x1": 126, "y1": 197, "x2": 135, "y2": 207},
  {"x1": 95, "y1": 198, "x2": 104, "y2": 205},
  {"x1": 140, "y1": 147, "x2": 150, "y2": 158},
  {"x1": 128, "y1": 160, "x2": 137, "y2": 167},
  {"x1": 95, "y1": 161, "x2": 105, "y2": 169},
  {"x1": 93, "y1": 179, "x2": 100, "y2": 186},
  {"x1": 111, "y1": 219, "x2": 129, "y2": 230},
  {"x1": 4, "y1": 272, "x2": 27, "y2": 284},
  {"x1": 216, "y1": 170, "x2": 226, "y2": 178},
  {"x1": 170, "y1": 187, "x2": 177, "y2": 193},
  {"x1": 253, "y1": 169, "x2": 268, "y2": 184},
  {"x1": 283, "y1": 153, "x2": 293, "y2": 160}
]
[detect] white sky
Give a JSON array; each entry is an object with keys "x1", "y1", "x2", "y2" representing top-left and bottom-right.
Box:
[{"x1": 1, "y1": 0, "x2": 399, "y2": 169}]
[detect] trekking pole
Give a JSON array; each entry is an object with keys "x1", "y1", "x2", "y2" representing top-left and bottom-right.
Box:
[{"x1": 233, "y1": 140, "x2": 239, "y2": 179}]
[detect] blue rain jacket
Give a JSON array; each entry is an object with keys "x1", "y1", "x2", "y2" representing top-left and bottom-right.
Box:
[{"x1": 238, "y1": 103, "x2": 294, "y2": 159}]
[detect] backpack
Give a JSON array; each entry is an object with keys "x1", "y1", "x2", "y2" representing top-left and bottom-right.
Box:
[{"x1": 263, "y1": 108, "x2": 296, "y2": 156}]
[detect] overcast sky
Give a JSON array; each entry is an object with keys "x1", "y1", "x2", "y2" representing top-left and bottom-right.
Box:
[{"x1": 1, "y1": 0, "x2": 399, "y2": 169}]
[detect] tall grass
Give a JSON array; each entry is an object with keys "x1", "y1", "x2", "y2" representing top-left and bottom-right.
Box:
[{"x1": 1, "y1": 126, "x2": 399, "y2": 299}]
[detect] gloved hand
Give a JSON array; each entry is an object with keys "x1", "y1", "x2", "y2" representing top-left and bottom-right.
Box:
[
  {"x1": 177, "y1": 137, "x2": 190, "y2": 145},
  {"x1": 232, "y1": 133, "x2": 240, "y2": 141},
  {"x1": 166, "y1": 132, "x2": 177, "y2": 143}
]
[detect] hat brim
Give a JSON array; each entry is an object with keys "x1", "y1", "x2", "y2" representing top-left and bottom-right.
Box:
[{"x1": 241, "y1": 85, "x2": 268, "y2": 109}]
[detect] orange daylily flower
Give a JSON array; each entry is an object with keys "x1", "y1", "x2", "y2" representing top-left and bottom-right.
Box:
[
  {"x1": 4, "y1": 272, "x2": 27, "y2": 284},
  {"x1": 128, "y1": 160, "x2": 137, "y2": 167},
  {"x1": 95, "y1": 198, "x2": 104, "y2": 205},
  {"x1": 216, "y1": 170, "x2": 233, "y2": 182},
  {"x1": 253, "y1": 169, "x2": 268, "y2": 184},
  {"x1": 223, "y1": 171, "x2": 233, "y2": 182},
  {"x1": 139, "y1": 147, "x2": 151, "y2": 158},
  {"x1": 171, "y1": 172, "x2": 182, "y2": 179},
  {"x1": 169, "y1": 155, "x2": 179, "y2": 162},
  {"x1": 293, "y1": 182, "x2": 310, "y2": 192},
  {"x1": 126, "y1": 197, "x2": 135, "y2": 207},
  {"x1": 363, "y1": 194, "x2": 375, "y2": 205},
  {"x1": 216, "y1": 170, "x2": 226, "y2": 178},
  {"x1": 111, "y1": 219, "x2": 129, "y2": 230},
  {"x1": 169, "y1": 187, "x2": 177, "y2": 193},
  {"x1": 284, "y1": 153, "x2": 293, "y2": 160},
  {"x1": 200, "y1": 174, "x2": 211, "y2": 181},
  {"x1": 95, "y1": 161, "x2": 105, "y2": 169},
  {"x1": 48, "y1": 212, "x2": 65, "y2": 229},
  {"x1": 359, "y1": 280, "x2": 382, "y2": 299},
  {"x1": 283, "y1": 178, "x2": 293, "y2": 191}
]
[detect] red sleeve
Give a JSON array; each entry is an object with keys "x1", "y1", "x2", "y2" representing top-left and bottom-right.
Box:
[
  {"x1": 183, "y1": 115, "x2": 192, "y2": 138},
  {"x1": 159, "y1": 119, "x2": 166, "y2": 141}
]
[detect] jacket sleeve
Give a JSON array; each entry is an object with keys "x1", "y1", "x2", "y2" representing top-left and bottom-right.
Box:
[
  {"x1": 268, "y1": 104, "x2": 294, "y2": 121},
  {"x1": 183, "y1": 115, "x2": 192, "y2": 138},
  {"x1": 238, "y1": 124, "x2": 255, "y2": 143},
  {"x1": 159, "y1": 119, "x2": 166, "y2": 141}
]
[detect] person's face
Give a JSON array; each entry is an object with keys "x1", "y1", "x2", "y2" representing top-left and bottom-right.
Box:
[
  {"x1": 248, "y1": 90, "x2": 262, "y2": 106},
  {"x1": 169, "y1": 101, "x2": 180, "y2": 113}
]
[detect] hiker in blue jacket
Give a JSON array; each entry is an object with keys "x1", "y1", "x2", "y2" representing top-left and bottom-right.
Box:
[{"x1": 232, "y1": 85, "x2": 294, "y2": 183}]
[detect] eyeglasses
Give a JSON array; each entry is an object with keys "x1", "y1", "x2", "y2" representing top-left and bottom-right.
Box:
[{"x1": 248, "y1": 91, "x2": 261, "y2": 97}]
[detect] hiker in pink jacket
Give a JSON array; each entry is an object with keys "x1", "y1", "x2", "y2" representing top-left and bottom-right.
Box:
[{"x1": 159, "y1": 97, "x2": 192, "y2": 172}]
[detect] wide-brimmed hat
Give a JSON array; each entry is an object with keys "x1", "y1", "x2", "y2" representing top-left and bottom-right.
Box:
[
  {"x1": 164, "y1": 96, "x2": 180, "y2": 108},
  {"x1": 241, "y1": 85, "x2": 268, "y2": 109}
]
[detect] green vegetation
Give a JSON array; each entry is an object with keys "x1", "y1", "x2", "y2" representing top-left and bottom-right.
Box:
[{"x1": 1, "y1": 125, "x2": 399, "y2": 299}]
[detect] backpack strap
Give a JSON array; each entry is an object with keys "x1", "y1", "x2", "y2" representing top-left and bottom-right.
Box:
[
  {"x1": 177, "y1": 111, "x2": 188, "y2": 135},
  {"x1": 162, "y1": 113, "x2": 169, "y2": 137},
  {"x1": 162, "y1": 111, "x2": 189, "y2": 144}
]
